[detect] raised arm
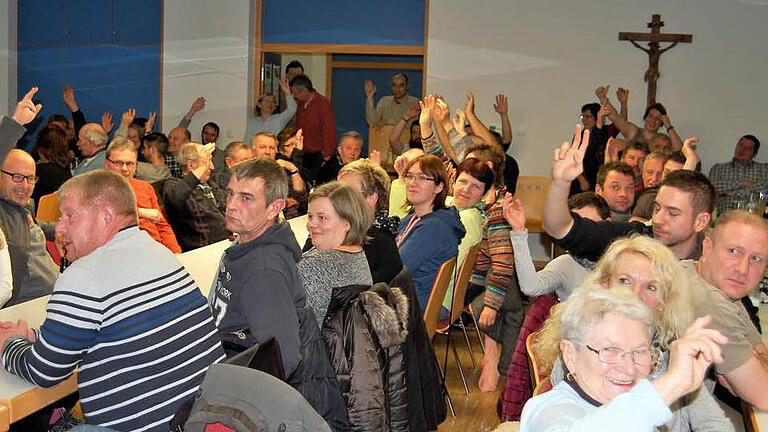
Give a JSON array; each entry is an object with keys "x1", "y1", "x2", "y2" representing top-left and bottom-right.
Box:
[
  {"x1": 616, "y1": 87, "x2": 629, "y2": 122},
  {"x1": 504, "y1": 194, "x2": 569, "y2": 297},
  {"x1": 179, "y1": 97, "x2": 206, "y2": 129},
  {"x1": 682, "y1": 137, "x2": 700, "y2": 171},
  {"x1": 596, "y1": 85, "x2": 638, "y2": 139},
  {"x1": 463, "y1": 91, "x2": 498, "y2": 150},
  {"x1": 660, "y1": 111, "x2": 683, "y2": 151},
  {"x1": 274, "y1": 77, "x2": 297, "y2": 129},
  {"x1": 542, "y1": 125, "x2": 589, "y2": 239},
  {"x1": 388, "y1": 104, "x2": 420, "y2": 155},
  {"x1": 494, "y1": 94, "x2": 513, "y2": 149},
  {"x1": 364, "y1": 80, "x2": 380, "y2": 126}
]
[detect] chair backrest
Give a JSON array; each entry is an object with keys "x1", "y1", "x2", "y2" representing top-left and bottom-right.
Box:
[
  {"x1": 514, "y1": 176, "x2": 552, "y2": 233},
  {"x1": 742, "y1": 400, "x2": 758, "y2": 432},
  {"x1": 422, "y1": 256, "x2": 457, "y2": 340},
  {"x1": 369, "y1": 124, "x2": 409, "y2": 169},
  {"x1": 437, "y1": 243, "x2": 481, "y2": 332},
  {"x1": 532, "y1": 375, "x2": 552, "y2": 397},
  {"x1": 36, "y1": 192, "x2": 61, "y2": 222},
  {"x1": 526, "y1": 330, "x2": 544, "y2": 388}
]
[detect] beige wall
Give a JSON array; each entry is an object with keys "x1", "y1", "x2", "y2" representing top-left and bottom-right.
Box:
[{"x1": 427, "y1": 0, "x2": 768, "y2": 176}]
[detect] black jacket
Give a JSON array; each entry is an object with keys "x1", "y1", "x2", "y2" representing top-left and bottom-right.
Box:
[
  {"x1": 323, "y1": 283, "x2": 410, "y2": 432},
  {"x1": 390, "y1": 268, "x2": 447, "y2": 432}
]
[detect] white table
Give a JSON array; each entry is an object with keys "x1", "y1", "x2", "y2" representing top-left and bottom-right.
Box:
[{"x1": 0, "y1": 217, "x2": 310, "y2": 430}]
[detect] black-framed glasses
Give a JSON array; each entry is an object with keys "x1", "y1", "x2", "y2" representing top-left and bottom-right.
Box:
[
  {"x1": 106, "y1": 158, "x2": 136, "y2": 168},
  {"x1": 584, "y1": 344, "x2": 656, "y2": 366},
  {"x1": 403, "y1": 173, "x2": 436, "y2": 183},
  {"x1": 1, "y1": 169, "x2": 39, "y2": 184}
]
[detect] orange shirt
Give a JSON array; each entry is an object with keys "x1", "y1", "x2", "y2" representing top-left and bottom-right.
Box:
[{"x1": 129, "y1": 177, "x2": 182, "y2": 254}]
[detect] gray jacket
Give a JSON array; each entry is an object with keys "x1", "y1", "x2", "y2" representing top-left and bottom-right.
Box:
[{"x1": 0, "y1": 116, "x2": 58, "y2": 306}]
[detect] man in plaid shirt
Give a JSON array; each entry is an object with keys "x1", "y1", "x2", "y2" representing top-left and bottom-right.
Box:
[{"x1": 709, "y1": 134, "x2": 768, "y2": 212}]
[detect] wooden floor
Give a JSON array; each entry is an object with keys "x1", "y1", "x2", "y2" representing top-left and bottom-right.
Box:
[{"x1": 433, "y1": 326, "x2": 504, "y2": 432}]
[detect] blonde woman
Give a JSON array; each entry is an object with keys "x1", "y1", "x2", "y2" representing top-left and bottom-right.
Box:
[{"x1": 532, "y1": 236, "x2": 733, "y2": 432}]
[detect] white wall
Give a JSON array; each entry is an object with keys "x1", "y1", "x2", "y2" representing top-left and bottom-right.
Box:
[
  {"x1": 162, "y1": 0, "x2": 251, "y2": 144},
  {"x1": 427, "y1": 0, "x2": 768, "y2": 176},
  {"x1": 0, "y1": 0, "x2": 16, "y2": 113}
]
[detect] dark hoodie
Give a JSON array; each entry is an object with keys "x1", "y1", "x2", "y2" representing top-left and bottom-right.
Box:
[
  {"x1": 397, "y1": 207, "x2": 466, "y2": 310},
  {"x1": 209, "y1": 221, "x2": 351, "y2": 431}
]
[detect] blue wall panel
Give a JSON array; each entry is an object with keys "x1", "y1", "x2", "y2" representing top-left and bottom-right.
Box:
[
  {"x1": 18, "y1": 47, "x2": 66, "y2": 118},
  {"x1": 331, "y1": 66, "x2": 422, "y2": 155},
  {"x1": 113, "y1": 0, "x2": 162, "y2": 45},
  {"x1": 64, "y1": 0, "x2": 113, "y2": 44},
  {"x1": 263, "y1": 0, "x2": 424, "y2": 45},
  {"x1": 18, "y1": 1, "x2": 65, "y2": 45},
  {"x1": 17, "y1": 0, "x2": 162, "y2": 146}
]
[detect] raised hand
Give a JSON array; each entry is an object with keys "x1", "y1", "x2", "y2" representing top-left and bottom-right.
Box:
[
  {"x1": 62, "y1": 85, "x2": 79, "y2": 111},
  {"x1": 552, "y1": 124, "x2": 589, "y2": 183},
  {"x1": 145, "y1": 111, "x2": 157, "y2": 133},
  {"x1": 493, "y1": 94, "x2": 508, "y2": 114},
  {"x1": 364, "y1": 80, "x2": 377, "y2": 98},
  {"x1": 12, "y1": 87, "x2": 43, "y2": 126},
  {"x1": 604, "y1": 137, "x2": 619, "y2": 163},
  {"x1": 190, "y1": 97, "x2": 206, "y2": 113},
  {"x1": 404, "y1": 103, "x2": 421, "y2": 120},
  {"x1": 502, "y1": 193, "x2": 526, "y2": 231},
  {"x1": 682, "y1": 136, "x2": 699, "y2": 154},
  {"x1": 451, "y1": 109, "x2": 468, "y2": 137},
  {"x1": 120, "y1": 108, "x2": 136, "y2": 128},
  {"x1": 278, "y1": 76, "x2": 290, "y2": 94},
  {"x1": 597, "y1": 103, "x2": 611, "y2": 129},
  {"x1": 616, "y1": 87, "x2": 629, "y2": 105},
  {"x1": 464, "y1": 90, "x2": 475, "y2": 114},
  {"x1": 433, "y1": 98, "x2": 450, "y2": 124},
  {"x1": 594, "y1": 85, "x2": 610, "y2": 103},
  {"x1": 294, "y1": 129, "x2": 303, "y2": 151},
  {"x1": 419, "y1": 95, "x2": 437, "y2": 127},
  {"x1": 662, "y1": 316, "x2": 727, "y2": 401},
  {"x1": 101, "y1": 111, "x2": 114, "y2": 133}
]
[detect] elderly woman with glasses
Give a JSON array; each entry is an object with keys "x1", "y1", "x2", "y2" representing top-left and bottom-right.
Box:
[
  {"x1": 528, "y1": 235, "x2": 735, "y2": 432},
  {"x1": 396, "y1": 154, "x2": 465, "y2": 310},
  {"x1": 520, "y1": 287, "x2": 726, "y2": 432}
]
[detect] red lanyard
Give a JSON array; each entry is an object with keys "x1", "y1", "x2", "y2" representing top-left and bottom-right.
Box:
[{"x1": 396, "y1": 215, "x2": 421, "y2": 247}]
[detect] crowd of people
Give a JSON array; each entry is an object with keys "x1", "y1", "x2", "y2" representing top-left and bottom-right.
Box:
[{"x1": 0, "y1": 58, "x2": 766, "y2": 432}]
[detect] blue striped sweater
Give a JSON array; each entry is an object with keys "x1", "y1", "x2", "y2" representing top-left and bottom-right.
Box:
[{"x1": 1, "y1": 227, "x2": 225, "y2": 432}]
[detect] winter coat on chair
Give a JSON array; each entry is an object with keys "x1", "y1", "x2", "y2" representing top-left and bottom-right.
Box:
[{"x1": 323, "y1": 283, "x2": 410, "y2": 432}]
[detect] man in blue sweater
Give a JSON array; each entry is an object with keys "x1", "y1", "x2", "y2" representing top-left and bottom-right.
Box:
[{"x1": 0, "y1": 169, "x2": 225, "y2": 432}]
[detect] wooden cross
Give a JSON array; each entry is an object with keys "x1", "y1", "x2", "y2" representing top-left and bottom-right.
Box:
[{"x1": 619, "y1": 14, "x2": 693, "y2": 107}]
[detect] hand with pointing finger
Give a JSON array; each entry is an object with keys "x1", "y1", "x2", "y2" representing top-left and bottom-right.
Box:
[{"x1": 12, "y1": 87, "x2": 43, "y2": 126}]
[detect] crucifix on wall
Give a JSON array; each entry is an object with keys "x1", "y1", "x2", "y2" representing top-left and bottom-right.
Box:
[{"x1": 619, "y1": 14, "x2": 693, "y2": 107}]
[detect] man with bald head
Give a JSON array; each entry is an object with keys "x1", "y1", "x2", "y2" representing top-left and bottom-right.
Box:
[
  {"x1": 166, "y1": 126, "x2": 191, "y2": 178},
  {"x1": 0, "y1": 88, "x2": 58, "y2": 306},
  {"x1": 72, "y1": 123, "x2": 108, "y2": 175}
]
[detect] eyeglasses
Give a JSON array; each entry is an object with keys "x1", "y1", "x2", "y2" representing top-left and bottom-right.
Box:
[
  {"x1": 584, "y1": 344, "x2": 657, "y2": 366},
  {"x1": 403, "y1": 173, "x2": 436, "y2": 183},
  {"x1": 1, "y1": 169, "x2": 39, "y2": 184},
  {"x1": 106, "y1": 158, "x2": 136, "y2": 168}
]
